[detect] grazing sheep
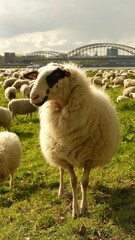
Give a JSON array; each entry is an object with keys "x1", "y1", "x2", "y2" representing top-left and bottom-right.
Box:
[
  {"x1": 123, "y1": 86, "x2": 135, "y2": 97},
  {"x1": 8, "y1": 99, "x2": 37, "y2": 120},
  {"x1": 29, "y1": 80, "x2": 36, "y2": 91},
  {"x1": 0, "y1": 107, "x2": 12, "y2": 131},
  {"x1": 92, "y1": 77, "x2": 103, "y2": 86},
  {"x1": 5, "y1": 86, "x2": 16, "y2": 101},
  {"x1": 2, "y1": 77, "x2": 17, "y2": 89},
  {"x1": 124, "y1": 79, "x2": 135, "y2": 88},
  {"x1": 20, "y1": 84, "x2": 31, "y2": 98},
  {"x1": 112, "y1": 76, "x2": 125, "y2": 86},
  {"x1": 116, "y1": 95, "x2": 130, "y2": 103},
  {"x1": 0, "y1": 131, "x2": 22, "y2": 187},
  {"x1": 129, "y1": 92, "x2": 135, "y2": 99},
  {"x1": 26, "y1": 63, "x2": 120, "y2": 218},
  {"x1": 12, "y1": 79, "x2": 30, "y2": 90}
]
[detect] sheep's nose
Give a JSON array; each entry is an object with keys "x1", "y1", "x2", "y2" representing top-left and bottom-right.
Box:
[
  {"x1": 30, "y1": 94, "x2": 39, "y2": 104},
  {"x1": 33, "y1": 94, "x2": 39, "y2": 100}
]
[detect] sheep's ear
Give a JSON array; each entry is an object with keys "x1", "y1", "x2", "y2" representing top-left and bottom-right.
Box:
[{"x1": 23, "y1": 71, "x2": 38, "y2": 80}]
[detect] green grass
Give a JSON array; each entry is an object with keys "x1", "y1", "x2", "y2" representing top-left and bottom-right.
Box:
[{"x1": 0, "y1": 74, "x2": 135, "y2": 240}]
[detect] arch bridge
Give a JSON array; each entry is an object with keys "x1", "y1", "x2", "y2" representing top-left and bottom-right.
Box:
[
  {"x1": 23, "y1": 43, "x2": 135, "y2": 67},
  {"x1": 26, "y1": 50, "x2": 66, "y2": 59},
  {"x1": 67, "y1": 43, "x2": 135, "y2": 58}
]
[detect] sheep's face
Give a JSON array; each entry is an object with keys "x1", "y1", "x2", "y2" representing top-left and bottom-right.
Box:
[{"x1": 26, "y1": 64, "x2": 71, "y2": 107}]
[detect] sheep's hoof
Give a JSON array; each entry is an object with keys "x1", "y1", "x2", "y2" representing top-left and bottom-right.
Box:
[
  {"x1": 72, "y1": 208, "x2": 80, "y2": 219},
  {"x1": 58, "y1": 189, "x2": 64, "y2": 198}
]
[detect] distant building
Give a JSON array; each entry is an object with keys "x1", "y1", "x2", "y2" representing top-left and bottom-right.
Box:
[{"x1": 4, "y1": 52, "x2": 16, "y2": 64}]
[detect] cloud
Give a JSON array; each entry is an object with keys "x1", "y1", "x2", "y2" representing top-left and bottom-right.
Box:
[{"x1": 0, "y1": 0, "x2": 135, "y2": 54}]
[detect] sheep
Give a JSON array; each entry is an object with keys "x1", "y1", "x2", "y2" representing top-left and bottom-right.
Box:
[
  {"x1": 124, "y1": 79, "x2": 135, "y2": 88},
  {"x1": 123, "y1": 86, "x2": 135, "y2": 97},
  {"x1": 0, "y1": 131, "x2": 22, "y2": 187},
  {"x1": 92, "y1": 77, "x2": 103, "y2": 86},
  {"x1": 12, "y1": 79, "x2": 30, "y2": 90},
  {"x1": 8, "y1": 99, "x2": 37, "y2": 120},
  {"x1": 116, "y1": 95, "x2": 130, "y2": 103},
  {"x1": 129, "y1": 92, "x2": 135, "y2": 99},
  {"x1": 4, "y1": 86, "x2": 16, "y2": 101},
  {"x1": 20, "y1": 84, "x2": 31, "y2": 98},
  {"x1": 2, "y1": 77, "x2": 17, "y2": 89},
  {"x1": 25, "y1": 63, "x2": 120, "y2": 218},
  {"x1": 0, "y1": 107, "x2": 12, "y2": 131},
  {"x1": 112, "y1": 76, "x2": 125, "y2": 86}
]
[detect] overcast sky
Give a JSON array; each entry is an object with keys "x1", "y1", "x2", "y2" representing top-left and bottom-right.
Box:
[{"x1": 0, "y1": 0, "x2": 135, "y2": 55}]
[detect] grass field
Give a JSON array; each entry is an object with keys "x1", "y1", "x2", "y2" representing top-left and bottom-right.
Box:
[{"x1": 0, "y1": 72, "x2": 135, "y2": 240}]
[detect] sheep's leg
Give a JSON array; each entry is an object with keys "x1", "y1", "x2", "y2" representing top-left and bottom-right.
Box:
[
  {"x1": 66, "y1": 164, "x2": 80, "y2": 218},
  {"x1": 80, "y1": 161, "x2": 91, "y2": 215},
  {"x1": 30, "y1": 113, "x2": 32, "y2": 120},
  {"x1": 15, "y1": 115, "x2": 20, "y2": 121},
  {"x1": 58, "y1": 167, "x2": 64, "y2": 197},
  {"x1": 9, "y1": 172, "x2": 14, "y2": 188}
]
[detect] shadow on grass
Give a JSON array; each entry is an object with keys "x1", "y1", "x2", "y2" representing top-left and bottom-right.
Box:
[
  {"x1": 0, "y1": 181, "x2": 46, "y2": 208},
  {"x1": 0, "y1": 178, "x2": 60, "y2": 208},
  {"x1": 12, "y1": 115, "x2": 39, "y2": 123},
  {"x1": 13, "y1": 131, "x2": 34, "y2": 139},
  {"x1": 93, "y1": 183, "x2": 135, "y2": 237}
]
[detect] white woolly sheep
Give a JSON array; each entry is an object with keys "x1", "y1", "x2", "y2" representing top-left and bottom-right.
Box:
[
  {"x1": 123, "y1": 86, "x2": 135, "y2": 97},
  {"x1": 12, "y1": 79, "x2": 30, "y2": 90},
  {"x1": 20, "y1": 84, "x2": 31, "y2": 98},
  {"x1": 29, "y1": 80, "x2": 36, "y2": 91},
  {"x1": 124, "y1": 79, "x2": 135, "y2": 88},
  {"x1": 0, "y1": 106, "x2": 12, "y2": 131},
  {"x1": 92, "y1": 77, "x2": 103, "y2": 86},
  {"x1": 2, "y1": 77, "x2": 17, "y2": 89},
  {"x1": 26, "y1": 63, "x2": 120, "y2": 218},
  {"x1": 5, "y1": 86, "x2": 16, "y2": 101},
  {"x1": 0, "y1": 131, "x2": 22, "y2": 187},
  {"x1": 129, "y1": 92, "x2": 135, "y2": 99},
  {"x1": 8, "y1": 99, "x2": 37, "y2": 120},
  {"x1": 112, "y1": 76, "x2": 125, "y2": 86},
  {"x1": 116, "y1": 95, "x2": 130, "y2": 103}
]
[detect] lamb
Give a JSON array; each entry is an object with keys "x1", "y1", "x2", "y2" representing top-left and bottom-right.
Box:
[
  {"x1": 26, "y1": 63, "x2": 120, "y2": 218},
  {"x1": 5, "y1": 86, "x2": 16, "y2": 101},
  {"x1": 0, "y1": 131, "x2": 22, "y2": 187},
  {"x1": 8, "y1": 99, "x2": 37, "y2": 120},
  {"x1": 0, "y1": 106, "x2": 12, "y2": 131}
]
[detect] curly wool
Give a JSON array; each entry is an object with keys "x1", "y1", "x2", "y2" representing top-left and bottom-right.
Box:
[
  {"x1": 0, "y1": 107, "x2": 12, "y2": 131},
  {"x1": 0, "y1": 131, "x2": 22, "y2": 186},
  {"x1": 38, "y1": 64, "x2": 120, "y2": 169},
  {"x1": 28, "y1": 62, "x2": 120, "y2": 217}
]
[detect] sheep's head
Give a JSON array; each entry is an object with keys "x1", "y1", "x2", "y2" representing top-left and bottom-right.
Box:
[{"x1": 24, "y1": 63, "x2": 71, "y2": 107}]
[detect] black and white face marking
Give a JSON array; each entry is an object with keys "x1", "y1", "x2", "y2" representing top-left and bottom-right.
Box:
[
  {"x1": 46, "y1": 67, "x2": 71, "y2": 88},
  {"x1": 30, "y1": 65, "x2": 71, "y2": 107}
]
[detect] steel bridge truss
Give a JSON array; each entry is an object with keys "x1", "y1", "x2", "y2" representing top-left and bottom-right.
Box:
[
  {"x1": 25, "y1": 43, "x2": 135, "y2": 59},
  {"x1": 67, "y1": 43, "x2": 135, "y2": 57}
]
